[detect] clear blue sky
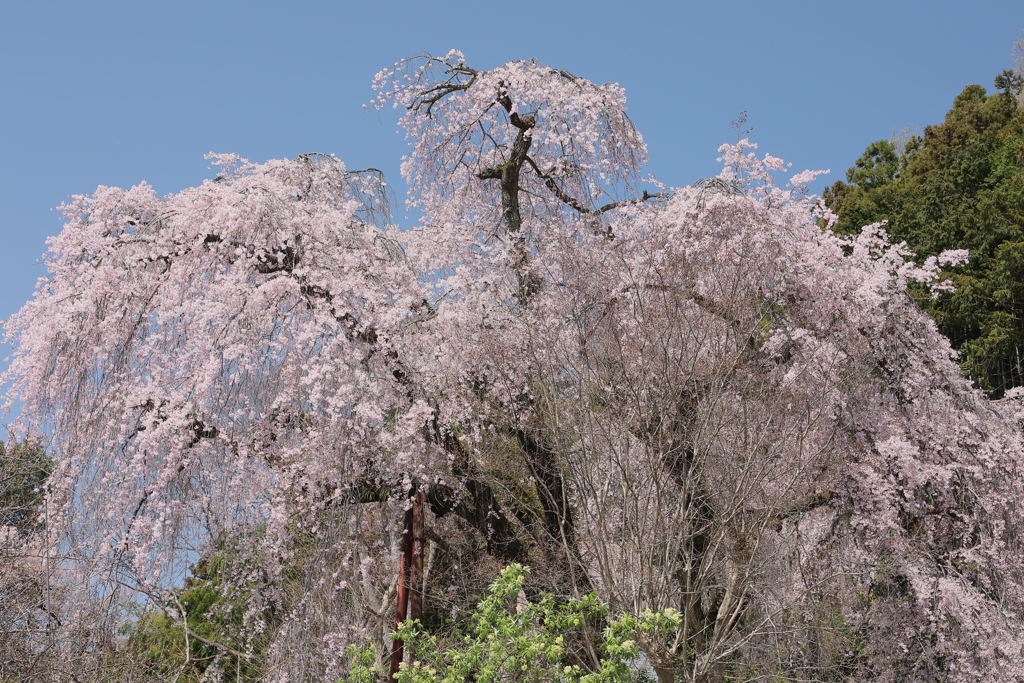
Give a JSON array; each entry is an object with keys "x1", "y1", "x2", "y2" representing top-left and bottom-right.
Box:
[{"x1": 2, "y1": 0, "x2": 1022, "y2": 331}]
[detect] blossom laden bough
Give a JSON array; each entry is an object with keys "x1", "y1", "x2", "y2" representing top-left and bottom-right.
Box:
[{"x1": 3, "y1": 53, "x2": 1024, "y2": 682}]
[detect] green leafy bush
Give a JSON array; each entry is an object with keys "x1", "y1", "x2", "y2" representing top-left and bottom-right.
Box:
[{"x1": 346, "y1": 564, "x2": 679, "y2": 683}]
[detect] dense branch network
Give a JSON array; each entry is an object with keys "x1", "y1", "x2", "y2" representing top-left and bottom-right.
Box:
[{"x1": 3, "y1": 52, "x2": 1023, "y2": 683}]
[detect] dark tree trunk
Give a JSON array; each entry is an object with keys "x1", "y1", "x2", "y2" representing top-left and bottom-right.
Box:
[
  {"x1": 408, "y1": 490, "x2": 425, "y2": 622},
  {"x1": 654, "y1": 664, "x2": 675, "y2": 683}
]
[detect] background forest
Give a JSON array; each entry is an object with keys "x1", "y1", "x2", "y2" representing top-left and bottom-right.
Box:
[{"x1": 3, "y1": 8, "x2": 1024, "y2": 683}]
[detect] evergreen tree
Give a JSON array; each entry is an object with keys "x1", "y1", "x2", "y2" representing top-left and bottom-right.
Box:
[
  {"x1": 824, "y1": 74, "x2": 1024, "y2": 395},
  {"x1": 0, "y1": 440, "x2": 51, "y2": 534}
]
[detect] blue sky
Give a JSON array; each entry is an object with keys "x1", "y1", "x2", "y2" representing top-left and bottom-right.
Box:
[{"x1": 2, "y1": 0, "x2": 1022, "y2": 333}]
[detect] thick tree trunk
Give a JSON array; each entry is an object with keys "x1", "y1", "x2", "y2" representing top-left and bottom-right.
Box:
[
  {"x1": 407, "y1": 490, "x2": 425, "y2": 622},
  {"x1": 653, "y1": 664, "x2": 675, "y2": 683}
]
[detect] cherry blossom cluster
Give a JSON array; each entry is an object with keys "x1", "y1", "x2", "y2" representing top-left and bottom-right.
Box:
[{"x1": 4, "y1": 54, "x2": 1023, "y2": 681}]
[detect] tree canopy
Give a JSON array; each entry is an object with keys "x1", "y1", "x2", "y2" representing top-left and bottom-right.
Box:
[{"x1": 4, "y1": 51, "x2": 1024, "y2": 682}]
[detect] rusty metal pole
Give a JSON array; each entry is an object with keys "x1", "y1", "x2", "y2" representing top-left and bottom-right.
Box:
[{"x1": 389, "y1": 489, "x2": 426, "y2": 679}]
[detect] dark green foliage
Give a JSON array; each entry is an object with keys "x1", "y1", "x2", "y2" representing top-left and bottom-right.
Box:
[
  {"x1": 0, "y1": 439, "x2": 52, "y2": 534},
  {"x1": 0, "y1": 440, "x2": 54, "y2": 682},
  {"x1": 845, "y1": 139, "x2": 900, "y2": 189},
  {"x1": 824, "y1": 75, "x2": 1024, "y2": 395},
  {"x1": 123, "y1": 546, "x2": 272, "y2": 681},
  {"x1": 995, "y1": 69, "x2": 1024, "y2": 97}
]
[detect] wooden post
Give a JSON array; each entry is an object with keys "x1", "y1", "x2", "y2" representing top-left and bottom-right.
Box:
[{"x1": 389, "y1": 489, "x2": 426, "y2": 679}]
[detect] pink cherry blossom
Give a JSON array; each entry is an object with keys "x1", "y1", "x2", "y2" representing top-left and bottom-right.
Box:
[{"x1": 4, "y1": 54, "x2": 1023, "y2": 682}]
